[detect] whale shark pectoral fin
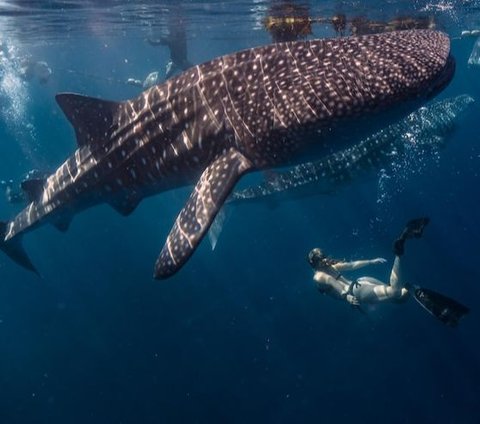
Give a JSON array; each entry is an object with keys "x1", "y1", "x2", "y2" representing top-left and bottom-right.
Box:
[
  {"x1": 0, "y1": 222, "x2": 40, "y2": 276},
  {"x1": 154, "y1": 148, "x2": 253, "y2": 279}
]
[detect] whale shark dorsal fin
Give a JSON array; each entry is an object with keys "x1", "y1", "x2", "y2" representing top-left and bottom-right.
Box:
[
  {"x1": 55, "y1": 93, "x2": 121, "y2": 148},
  {"x1": 154, "y1": 148, "x2": 253, "y2": 279},
  {"x1": 20, "y1": 178, "x2": 45, "y2": 202}
]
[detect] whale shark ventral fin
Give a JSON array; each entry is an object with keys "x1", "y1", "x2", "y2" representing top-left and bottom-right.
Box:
[
  {"x1": 0, "y1": 222, "x2": 40, "y2": 276},
  {"x1": 109, "y1": 193, "x2": 141, "y2": 216},
  {"x1": 154, "y1": 148, "x2": 253, "y2": 279},
  {"x1": 55, "y1": 93, "x2": 121, "y2": 148}
]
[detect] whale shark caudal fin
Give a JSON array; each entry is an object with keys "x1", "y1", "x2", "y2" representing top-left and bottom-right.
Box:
[
  {"x1": 0, "y1": 222, "x2": 40, "y2": 276},
  {"x1": 154, "y1": 148, "x2": 253, "y2": 279},
  {"x1": 55, "y1": 93, "x2": 121, "y2": 148}
]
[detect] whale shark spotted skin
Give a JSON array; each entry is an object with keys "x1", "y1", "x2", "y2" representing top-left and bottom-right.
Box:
[
  {"x1": 229, "y1": 95, "x2": 474, "y2": 205},
  {"x1": 0, "y1": 30, "x2": 454, "y2": 279}
]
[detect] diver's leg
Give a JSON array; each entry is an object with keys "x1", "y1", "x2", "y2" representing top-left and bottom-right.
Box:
[
  {"x1": 353, "y1": 257, "x2": 406, "y2": 303},
  {"x1": 389, "y1": 256, "x2": 402, "y2": 292},
  {"x1": 354, "y1": 278, "x2": 391, "y2": 303},
  {"x1": 382, "y1": 255, "x2": 408, "y2": 299}
]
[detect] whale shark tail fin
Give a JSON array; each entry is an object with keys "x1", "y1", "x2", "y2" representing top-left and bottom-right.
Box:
[
  {"x1": 411, "y1": 285, "x2": 469, "y2": 327},
  {"x1": 0, "y1": 222, "x2": 40, "y2": 276}
]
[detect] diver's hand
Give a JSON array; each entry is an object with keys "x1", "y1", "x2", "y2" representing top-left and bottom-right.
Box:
[
  {"x1": 346, "y1": 294, "x2": 360, "y2": 306},
  {"x1": 371, "y1": 258, "x2": 387, "y2": 265}
]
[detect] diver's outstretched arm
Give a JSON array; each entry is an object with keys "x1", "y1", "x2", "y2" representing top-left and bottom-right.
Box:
[{"x1": 335, "y1": 258, "x2": 386, "y2": 272}]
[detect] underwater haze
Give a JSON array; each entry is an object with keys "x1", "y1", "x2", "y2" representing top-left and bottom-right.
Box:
[{"x1": 0, "y1": 1, "x2": 479, "y2": 423}]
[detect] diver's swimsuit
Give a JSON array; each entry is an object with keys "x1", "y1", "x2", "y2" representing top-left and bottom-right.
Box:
[
  {"x1": 317, "y1": 262, "x2": 360, "y2": 298},
  {"x1": 319, "y1": 262, "x2": 342, "y2": 280},
  {"x1": 345, "y1": 279, "x2": 360, "y2": 296}
]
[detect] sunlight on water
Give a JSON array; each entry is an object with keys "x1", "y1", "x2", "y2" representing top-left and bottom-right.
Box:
[
  {"x1": 0, "y1": 38, "x2": 38, "y2": 164},
  {"x1": 1, "y1": 62, "x2": 26, "y2": 124}
]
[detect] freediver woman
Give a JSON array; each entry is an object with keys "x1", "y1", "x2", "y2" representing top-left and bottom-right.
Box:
[{"x1": 308, "y1": 218, "x2": 469, "y2": 326}]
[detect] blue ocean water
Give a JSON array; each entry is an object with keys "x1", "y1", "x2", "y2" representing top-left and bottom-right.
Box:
[{"x1": 0, "y1": 1, "x2": 479, "y2": 423}]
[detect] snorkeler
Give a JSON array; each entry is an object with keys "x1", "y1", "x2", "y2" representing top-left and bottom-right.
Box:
[
  {"x1": 19, "y1": 59, "x2": 52, "y2": 84},
  {"x1": 308, "y1": 218, "x2": 469, "y2": 326},
  {"x1": 0, "y1": 39, "x2": 52, "y2": 84},
  {"x1": 126, "y1": 6, "x2": 193, "y2": 87},
  {"x1": 147, "y1": 6, "x2": 192, "y2": 80}
]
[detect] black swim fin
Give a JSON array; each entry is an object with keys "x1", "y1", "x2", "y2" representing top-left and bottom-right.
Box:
[
  {"x1": 412, "y1": 285, "x2": 469, "y2": 327},
  {"x1": 394, "y1": 217, "x2": 430, "y2": 256},
  {"x1": 0, "y1": 221, "x2": 40, "y2": 276},
  {"x1": 404, "y1": 217, "x2": 430, "y2": 239}
]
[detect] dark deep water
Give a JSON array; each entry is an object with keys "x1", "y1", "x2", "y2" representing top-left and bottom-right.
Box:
[{"x1": 0, "y1": 1, "x2": 480, "y2": 423}]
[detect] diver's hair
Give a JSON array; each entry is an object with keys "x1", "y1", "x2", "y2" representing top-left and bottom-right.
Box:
[
  {"x1": 308, "y1": 248, "x2": 342, "y2": 270},
  {"x1": 322, "y1": 257, "x2": 340, "y2": 267}
]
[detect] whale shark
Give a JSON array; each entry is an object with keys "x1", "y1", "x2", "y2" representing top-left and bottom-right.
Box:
[
  {"x1": 0, "y1": 30, "x2": 454, "y2": 279},
  {"x1": 229, "y1": 94, "x2": 474, "y2": 205},
  {"x1": 206, "y1": 94, "x2": 473, "y2": 250}
]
